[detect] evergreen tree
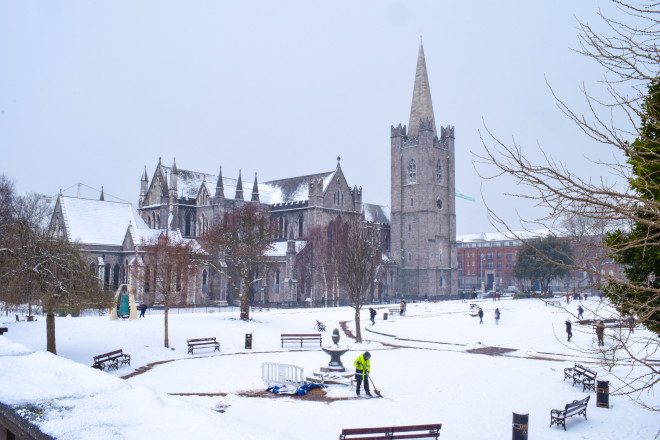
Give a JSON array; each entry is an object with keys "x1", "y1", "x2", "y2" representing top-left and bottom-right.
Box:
[{"x1": 606, "y1": 79, "x2": 660, "y2": 333}]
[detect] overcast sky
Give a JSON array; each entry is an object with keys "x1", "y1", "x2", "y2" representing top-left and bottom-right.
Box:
[{"x1": 0, "y1": 1, "x2": 634, "y2": 234}]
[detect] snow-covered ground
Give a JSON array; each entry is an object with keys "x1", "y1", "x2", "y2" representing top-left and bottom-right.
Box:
[{"x1": 1, "y1": 298, "x2": 657, "y2": 439}]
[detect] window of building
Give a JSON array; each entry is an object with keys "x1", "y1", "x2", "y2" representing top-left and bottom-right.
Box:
[
  {"x1": 408, "y1": 224, "x2": 411, "y2": 233},
  {"x1": 439, "y1": 275, "x2": 444, "y2": 287},
  {"x1": 408, "y1": 159, "x2": 417, "y2": 183},
  {"x1": 410, "y1": 197, "x2": 414, "y2": 207},
  {"x1": 408, "y1": 252, "x2": 412, "y2": 262},
  {"x1": 144, "y1": 266, "x2": 150, "y2": 292},
  {"x1": 436, "y1": 159, "x2": 442, "y2": 183},
  {"x1": 298, "y1": 214, "x2": 304, "y2": 238}
]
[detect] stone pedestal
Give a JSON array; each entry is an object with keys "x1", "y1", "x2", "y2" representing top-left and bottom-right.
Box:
[{"x1": 321, "y1": 346, "x2": 349, "y2": 372}]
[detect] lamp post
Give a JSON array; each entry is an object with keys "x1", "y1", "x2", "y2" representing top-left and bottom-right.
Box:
[{"x1": 480, "y1": 254, "x2": 485, "y2": 293}]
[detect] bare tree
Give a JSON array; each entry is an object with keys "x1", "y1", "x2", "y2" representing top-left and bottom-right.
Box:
[
  {"x1": 474, "y1": 1, "x2": 659, "y2": 408},
  {"x1": 335, "y1": 218, "x2": 382, "y2": 343},
  {"x1": 302, "y1": 223, "x2": 342, "y2": 307},
  {"x1": 202, "y1": 204, "x2": 275, "y2": 321},
  {"x1": 134, "y1": 232, "x2": 198, "y2": 348}
]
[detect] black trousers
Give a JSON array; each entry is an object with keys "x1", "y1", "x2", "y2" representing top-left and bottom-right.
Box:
[{"x1": 355, "y1": 372, "x2": 371, "y2": 395}]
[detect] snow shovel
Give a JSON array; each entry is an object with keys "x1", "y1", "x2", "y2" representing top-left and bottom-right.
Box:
[{"x1": 368, "y1": 376, "x2": 383, "y2": 398}]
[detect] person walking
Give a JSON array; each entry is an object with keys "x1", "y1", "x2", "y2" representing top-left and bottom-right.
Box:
[
  {"x1": 595, "y1": 320, "x2": 605, "y2": 346},
  {"x1": 577, "y1": 305, "x2": 584, "y2": 320},
  {"x1": 565, "y1": 320, "x2": 573, "y2": 342},
  {"x1": 369, "y1": 308, "x2": 377, "y2": 326},
  {"x1": 627, "y1": 316, "x2": 635, "y2": 333},
  {"x1": 139, "y1": 303, "x2": 147, "y2": 318},
  {"x1": 494, "y1": 308, "x2": 500, "y2": 325},
  {"x1": 565, "y1": 292, "x2": 570, "y2": 304},
  {"x1": 353, "y1": 352, "x2": 372, "y2": 397},
  {"x1": 399, "y1": 300, "x2": 405, "y2": 316},
  {"x1": 478, "y1": 308, "x2": 484, "y2": 324}
]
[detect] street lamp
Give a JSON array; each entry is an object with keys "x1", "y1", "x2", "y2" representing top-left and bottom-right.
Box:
[{"x1": 480, "y1": 254, "x2": 485, "y2": 293}]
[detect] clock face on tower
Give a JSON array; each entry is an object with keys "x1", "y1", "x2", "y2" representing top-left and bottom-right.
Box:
[{"x1": 436, "y1": 197, "x2": 443, "y2": 209}]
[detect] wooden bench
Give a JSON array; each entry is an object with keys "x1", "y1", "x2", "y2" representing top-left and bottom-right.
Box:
[
  {"x1": 563, "y1": 363, "x2": 597, "y2": 392},
  {"x1": 187, "y1": 337, "x2": 220, "y2": 355},
  {"x1": 92, "y1": 349, "x2": 131, "y2": 371},
  {"x1": 550, "y1": 396, "x2": 590, "y2": 430},
  {"x1": 389, "y1": 307, "x2": 400, "y2": 316},
  {"x1": 251, "y1": 304, "x2": 270, "y2": 312},
  {"x1": 340, "y1": 424, "x2": 442, "y2": 439},
  {"x1": 545, "y1": 300, "x2": 561, "y2": 306},
  {"x1": 281, "y1": 333, "x2": 322, "y2": 348}
]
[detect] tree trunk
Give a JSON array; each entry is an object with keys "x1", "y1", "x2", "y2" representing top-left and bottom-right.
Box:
[
  {"x1": 240, "y1": 276, "x2": 250, "y2": 321},
  {"x1": 354, "y1": 306, "x2": 362, "y2": 343},
  {"x1": 46, "y1": 311, "x2": 56, "y2": 354},
  {"x1": 164, "y1": 303, "x2": 169, "y2": 348}
]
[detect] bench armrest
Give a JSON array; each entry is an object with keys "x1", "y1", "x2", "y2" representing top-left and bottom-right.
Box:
[{"x1": 550, "y1": 409, "x2": 565, "y2": 417}]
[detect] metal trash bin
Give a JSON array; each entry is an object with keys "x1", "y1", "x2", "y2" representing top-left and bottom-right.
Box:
[
  {"x1": 383, "y1": 313, "x2": 388, "y2": 321},
  {"x1": 245, "y1": 333, "x2": 252, "y2": 350},
  {"x1": 597, "y1": 380, "x2": 610, "y2": 408},
  {"x1": 512, "y1": 413, "x2": 528, "y2": 440}
]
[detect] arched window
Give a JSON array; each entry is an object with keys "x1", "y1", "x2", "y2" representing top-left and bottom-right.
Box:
[
  {"x1": 145, "y1": 266, "x2": 150, "y2": 292},
  {"x1": 298, "y1": 214, "x2": 304, "y2": 238},
  {"x1": 408, "y1": 159, "x2": 417, "y2": 183},
  {"x1": 156, "y1": 213, "x2": 161, "y2": 229},
  {"x1": 113, "y1": 264, "x2": 120, "y2": 289},
  {"x1": 185, "y1": 212, "x2": 192, "y2": 236},
  {"x1": 151, "y1": 213, "x2": 156, "y2": 229},
  {"x1": 284, "y1": 218, "x2": 289, "y2": 239},
  {"x1": 275, "y1": 269, "x2": 280, "y2": 293},
  {"x1": 104, "y1": 264, "x2": 111, "y2": 287},
  {"x1": 436, "y1": 159, "x2": 443, "y2": 183},
  {"x1": 147, "y1": 217, "x2": 152, "y2": 228},
  {"x1": 202, "y1": 269, "x2": 208, "y2": 292}
]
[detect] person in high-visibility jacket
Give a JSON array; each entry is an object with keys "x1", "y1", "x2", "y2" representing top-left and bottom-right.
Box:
[{"x1": 353, "y1": 351, "x2": 372, "y2": 396}]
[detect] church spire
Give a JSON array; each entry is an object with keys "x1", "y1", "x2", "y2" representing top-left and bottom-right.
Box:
[
  {"x1": 408, "y1": 40, "x2": 436, "y2": 138},
  {"x1": 235, "y1": 170, "x2": 244, "y2": 200},
  {"x1": 99, "y1": 186, "x2": 105, "y2": 201},
  {"x1": 251, "y1": 173, "x2": 260, "y2": 202},
  {"x1": 215, "y1": 166, "x2": 224, "y2": 198}
]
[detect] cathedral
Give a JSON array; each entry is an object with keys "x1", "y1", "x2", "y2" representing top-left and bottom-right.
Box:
[{"x1": 49, "y1": 42, "x2": 457, "y2": 306}]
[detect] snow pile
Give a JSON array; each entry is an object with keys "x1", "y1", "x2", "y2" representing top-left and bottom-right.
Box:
[{"x1": 0, "y1": 337, "x2": 291, "y2": 439}]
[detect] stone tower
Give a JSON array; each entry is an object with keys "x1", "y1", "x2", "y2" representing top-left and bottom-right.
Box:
[{"x1": 391, "y1": 42, "x2": 457, "y2": 298}]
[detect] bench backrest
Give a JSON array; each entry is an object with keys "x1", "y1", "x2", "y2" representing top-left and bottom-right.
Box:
[
  {"x1": 340, "y1": 424, "x2": 441, "y2": 440},
  {"x1": 261, "y1": 362, "x2": 304, "y2": 388},
  {"x1": 187, "y1": 337, "x2": 216, "y2": 344},
  {"x1": 281, "y1": 333, "x2": 321, "y2": 338},
  {"x1": 574, "y1": 364, "x2": 596, "y2": 378},
  {"x1": 565, "y1": 396, "x2": 590, "y2": 415},
  {"x1": 94, "y1": 349, "x2": 123, "y2": 362}
]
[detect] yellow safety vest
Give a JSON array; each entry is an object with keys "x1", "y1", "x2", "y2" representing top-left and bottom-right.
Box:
[{"x1": 354, "y1": 354, "x2": 371, "y2": 375}]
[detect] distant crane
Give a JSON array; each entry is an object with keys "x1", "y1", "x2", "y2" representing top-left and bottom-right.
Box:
[{"x1": 455, "y1": 191, "x2": 475, "y2": 202}]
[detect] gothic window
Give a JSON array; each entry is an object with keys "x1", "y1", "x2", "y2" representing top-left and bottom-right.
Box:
[
  {"x1": 151, "y1": 213, "x2": 156, "y2": 229},
  {"x1": 284, "y1": 218, "x2": 289, "y2": 238},
  {"x1": 340, "y1": 193, "x2": 344, "y2": 206},
  {"x1": 145, "y1": 266, "x2": 150, "y2": 293},
  {"x1": 185, "y1": 212, "x2": 192, "y2": 236},
  {"x1": 147, "y1": 217, "x2": 152, "y2": 228},
  {"x1": 89, "y1": 263, "x2": 96, "y2": 276},
  {"x1": 411, "y1": 197, "x2": 414, "y2": 207},
  {"x1": 408, "y1": 159, "x2": 417, "y2": 183},
  {"x1": 408, "y1": 252, "x2": 412, "y2": 262},
  {"x1": 439, "y1": 275, "x2": 444, "y2": 287},
  {"x1": 436, "y1": 159, "x2": 443, "y2": 183},
  {"x1": 113, "y1": 264, "x2": 120, "y2": 289},
  {"x1": 298, "y1": 214, "x2": 304, "y2": 238},
  {"x1": 104, "y1": 264, "x2": 111, "y2": 287},
  {"x1": 408, "y1": 224, "x2": 411, "y2": 234}
]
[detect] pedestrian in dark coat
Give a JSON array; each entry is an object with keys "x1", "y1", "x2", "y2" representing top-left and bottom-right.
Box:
[
  {"x1": 139, "y1": 303, "x2": 147, "y2": 318},
  {"x1": 627, "y1": 316, "x2": 635, "y2": 333},
  {"x1": 565, "y1": 320, "x2": 573, "y2": 342},
  {"x1": 369, "y1": 308, "x2": 377, "y2": 326},
  {"x1": 399, "y1": 301, "x2": 405, "y2": 316},
  {"x1": 596, "y1": 320, "x2": 605, "y2": 346},
  {"x1": 494, "y1": 308, "x2": 500, "y2": 325},
  {"x1": 478, "y1": 308, "x2": 484, "y2": 324},
  {"x1": 577, "y1": 305, "x2": 584, "y2": 320}
]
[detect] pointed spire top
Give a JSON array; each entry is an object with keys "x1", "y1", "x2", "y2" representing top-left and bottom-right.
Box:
[
  {"x1": 408, "y1": 40, "x2": 436, "y2": 138},
  {"x1": 235, "y1": 170, "x2": 244, "y2": 200},
  {"x1": 251, "y1": 172, "x2": 260, "y2": 202},
  {"x1": 158, "y1": 157, "x2": 162, "y2": 166},
  {"x1": 171, "y1": 157, "x2": 178, "y2": 174},
  {"x1": 336, "y1": 155, "x2": 342, "y2": 169},
  {"x1": 215, "y1": 166, "x2": 224, "y2": 198},
  {"x1": 141, "y1": 166, "x2": 148, "y2": 182},
  {"x1": 99, "y1": 186, "x2": 105, "y2": 201}
]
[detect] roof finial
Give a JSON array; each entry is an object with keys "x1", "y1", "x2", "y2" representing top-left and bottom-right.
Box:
[
  {"x1": 99, "y1": 186, "x2": 105, "y2": 201},
  {"x1": 251, "y1": 172, "x2": 260, "y2": 202},
  {"x1": 235, "y1": 169, "x2": 244, "y2": 200},
  {"x1": 172, "y1": 157, "x2": 178, "y2": 174}
]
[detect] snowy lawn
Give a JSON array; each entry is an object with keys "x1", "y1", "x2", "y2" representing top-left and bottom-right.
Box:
[{"x1": 1, "y1": 298, "x2": 657, "y2": 439}]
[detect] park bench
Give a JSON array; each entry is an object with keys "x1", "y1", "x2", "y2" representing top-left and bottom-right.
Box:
[
  {"x1": 389, "y1": 307, "x2": 400, "y2": 316},
  {"x1": 187, "y1": 337, "x2": 220, "y2": 355},
  {"x1": 0, "y1": 327, "x2": 7, "y2": 335},
  {"x1": 339, "y1": 423, "x2": 442, "y2": 440},
  {"x1": 544, "y1": 300, "x2": 561, "y2": 306},
  {"x1": 550, "y1": 396, "x2": 590, "y2": 430},
  {"x1": 92, "y1": 349, "x2": 130, "y2": 371},
  {"x1": 563, "y1": 363, "x2": 597, "y2": 392},
  {"x1": 281, "y1": 333, "x2": 322, "y2": 348},
  {"x1": 251, "y1": 304, "x2": 270, "y2": 312}
]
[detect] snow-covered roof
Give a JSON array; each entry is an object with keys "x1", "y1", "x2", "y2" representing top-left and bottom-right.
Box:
[
  {"x1": 362, "y1": 203, "x2": 390, "y2": 224},
  {"x1": 127, "y1": 227, "x2": 203, "y2": 252},
  {"x1": 260, "y1": 171, "x2": 334, "y2": 205},
  {"x1": 456, "y1": 228, "x2": 552, "y2": 243},
  {"x1": 58, "y1": 196, "x2": 149, "y2": 246},
  {"x1": 264, "y1": 240, "x2": 307, "y2": 257}
]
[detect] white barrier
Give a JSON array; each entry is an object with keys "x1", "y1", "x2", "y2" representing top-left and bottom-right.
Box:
[{"x1": 261, "y1": 362, "x2": 304, "y2": 388}]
